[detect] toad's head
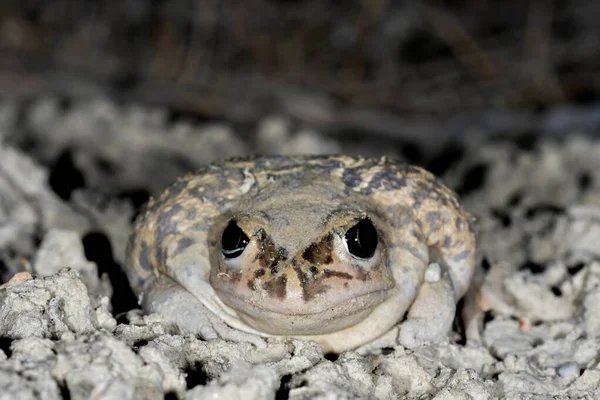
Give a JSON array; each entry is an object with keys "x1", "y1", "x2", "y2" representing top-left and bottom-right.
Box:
[{"x1": 210, "y1": 178, "x2": 396, "y2": 335}]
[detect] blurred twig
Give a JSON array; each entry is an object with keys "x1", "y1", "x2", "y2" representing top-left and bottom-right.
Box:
[
  {"x1": 423, "y1": 3, "x2": 499, "y2": 81},
  {"x1": 523, "y1": 0, "x2": 565, "y2": 103}
]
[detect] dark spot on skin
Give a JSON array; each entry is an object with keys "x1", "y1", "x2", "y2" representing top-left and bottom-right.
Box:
[
  {"x1": 270, "y1": 172, "x2": 311, "y2": 189},
  {"x1": 353, "y1": 265, "x2": 371, "y2": 281},
  {"x1": 187, "y1": 180, "x2": 225, "y2": 202},
  {"x1": 415, "y1": 181, "x2": 436, "y2": 199},
  {"x1": 292, "y1": 260, "x2": 309, "y2": 286},
  {"x1": 411, "y1": 189, "x2": 425, "y2": 205},
  {"x1": 144, "y1": 197, "x2": 160, "y2": 215},
  {"x1": 226, "y1": 269, "x2": 242, "y2": 283},
  {"x1": 342, "y1": 168, "x2": 362, "y2": 188},
  {"x1": 405, "y1": 165, "x2": 423, "y2": 175},
  {"x1": 292, "y1": 259, "x2": 330, "y2": 301},
  {"x1": 152, "y1": 204, "x2": 185, "y2": 267},
  {"x1": 165, "y1": 179, "x2": 188, "y2": 200},
  {"x1": 255, "y1": 229, "x2": 287, "y2": 275},
  {"x1": 309, "y1": 266, "x2": 319, "y2": 275},
  {"x1": 190, "y1": 164, "x2": 211, "y2": 176},
  {"x1": 452, "y1": 249, "x2": 471, "y2": 262},
  {"x1": 279, "y1": 247, "x2": 289, "y2": 260},
  {"x1": 413, "y1": 201, "x2": 421, "y2": 209},
  {"x1": 304, "y1": 282, "x2": 330, "y2": 301},
  {"x1": 323, "y1": 158, "x2": 344, "y2": 169},
  {"x1": 248, "y1": 268, "x2": 267, "y2": 291},
  {"x1": 173, "y1": 237, "x2": 194, "y2": 257},
  {"x1": 154, "y1": 203, "x2": 183, "y2": 248},
  {"x1": 443, "y1": 236, "x2": 452, "y2": 248},
  {"x1": 302, "y1": 234, "x2": 334, "y2": 265},
  {"x1": 426, "y1": 211, "x2": 442, "y2": 231},
  {"x1": 468, "y1": 220, "x2": 475, "y2": 233},
  {"x1": 364, "y1": 170, "x2": 408, "y2": 195},
  {"x1": 187, "y1": 186, "x2": 206, "y2": 200},
  {"x1": 344, "y1": 282, "x2": 349, "y2": 288},
  {"x1": 137, "y1": 276, "x2": 146, "y2": 288},
  {"x1": 252, "y1": 154, "x2": 343, "y2": 175},
  {"x1": 186, "y1": 208, "x2": 197, "y2": 220},
  {"x1": 156, "y1": 246, "x2": 166, "y2": 267},
  {"x1": 262, "y1": 275, "x2": 287, "y2": 299},
  {"x1": 323, "y1": 269, "x2": 353, "y2": 280}
]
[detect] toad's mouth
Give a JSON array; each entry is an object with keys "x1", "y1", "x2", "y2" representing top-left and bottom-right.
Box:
[{"x1": 214, "y1": 288, "x2": 391, "y2": 335}]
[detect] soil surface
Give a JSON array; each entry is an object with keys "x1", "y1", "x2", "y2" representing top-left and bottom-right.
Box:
[{"x1": 0, "y1": 96, "x2": 599, "y2": 399}]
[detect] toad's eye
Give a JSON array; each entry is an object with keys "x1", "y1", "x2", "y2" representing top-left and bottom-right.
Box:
[
  {"x1": 344, "y1": 218, "x2": 378, "y2": 260},
  {"x1": 221, "y1": 220, "x2": 250, "y2": 258}
]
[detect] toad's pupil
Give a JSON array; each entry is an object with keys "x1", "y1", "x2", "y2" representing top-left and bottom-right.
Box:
[
  {"x1": 344, "y1": 218, "x2": 378, "y2": 259},
  {"x1": 221, "y1": 220, "x2": 249, "y2": 258}
]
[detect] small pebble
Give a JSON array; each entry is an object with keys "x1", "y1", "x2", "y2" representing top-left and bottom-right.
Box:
[
  {"x1": 557, "y1": 362, "x2": 580, "y2": 379},
  {"x1": 425, "y1": 263, "x2": 441, "y2": 283}
]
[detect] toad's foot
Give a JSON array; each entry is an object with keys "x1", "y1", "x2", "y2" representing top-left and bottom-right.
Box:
[
  {"x1": 143, "y1": 275, "x2": 267, "y2": 348},
  {"x1": 398, "y1": 263, "x2": 456, "y2": 349}
]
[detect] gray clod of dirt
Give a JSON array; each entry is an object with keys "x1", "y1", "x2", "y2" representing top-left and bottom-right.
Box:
[
  {"x1": 53, "y1": 333, "x2": 180, "y2": 399},
  {"x1": 2, "y1": 97, "x2": 600, "y2": 398},
  {"x1": 187, "y1": 362, "x2": 279, "y2": 400},
  {"x1": 0, "y1": 141, "x2": 136, "y2": 280},
  {"x1": 559, "y1": 206, "x2": 600, "y2": 259},
  {"x1": 0, "y1": 337, "x2": 62, "y2": 400},
  {"x1": 22, "y1": 97, "x2": 248, "y2": 194},
  {"x1": 0, "y1": 146, "x2": 90, "y2": 257},
  {"x1": 69, "y1": 190, "x2": 134, "y2": 265},
  {"x1": 0, "y1": 269, "x2": 96, "y2": 339},
  {"x1": 257, "y1": 116, "x2": 342, "y2": 155},
  {"x1": 33, "y1": 229, "x2": 111, "y2": 300}
]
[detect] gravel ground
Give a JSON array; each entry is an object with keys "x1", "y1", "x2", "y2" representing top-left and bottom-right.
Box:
[{"x1": 1, "y1": 96, "x2": 600, "y2": 399}]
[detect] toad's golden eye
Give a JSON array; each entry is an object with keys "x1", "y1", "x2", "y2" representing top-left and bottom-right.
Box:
[
  {"x1": 344, "y1": 218, "x2": 377, "y2": 260},
  {"x1": 221, "y1": 220, "x2": 249, "y2": 258}
]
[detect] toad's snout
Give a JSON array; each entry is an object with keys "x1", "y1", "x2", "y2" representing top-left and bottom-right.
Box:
[{"x1": 211, "y1": 257, "x2": 394, "y2": 335}]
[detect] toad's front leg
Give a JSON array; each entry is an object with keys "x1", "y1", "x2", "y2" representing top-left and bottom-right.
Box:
[
  {"x1": 398, "y1": 264, "x2": 456, "y2": 348},
  {"x1": 142, "y1": 274, "x2": 267, "y2": 347},
  {"x1": 142, "y1": 274, "x2": 218, "y2": 339}
]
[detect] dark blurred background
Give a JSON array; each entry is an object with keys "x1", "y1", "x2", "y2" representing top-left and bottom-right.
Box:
[
  {"x1": 0, "y1": 0, "x2": 598, "y2": 124},
  {"x1": 0, "y1": 0, "x2": 599, "y2": 323}
]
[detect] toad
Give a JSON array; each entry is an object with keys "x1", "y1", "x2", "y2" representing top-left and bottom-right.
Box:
[{"x1": 125, "y1": 155, "x2": 477, "y2": 352}]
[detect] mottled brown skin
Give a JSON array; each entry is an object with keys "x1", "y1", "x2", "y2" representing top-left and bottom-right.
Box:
[{"x1": 125, "y1": 155, "x2": 477, "y2": 352}]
